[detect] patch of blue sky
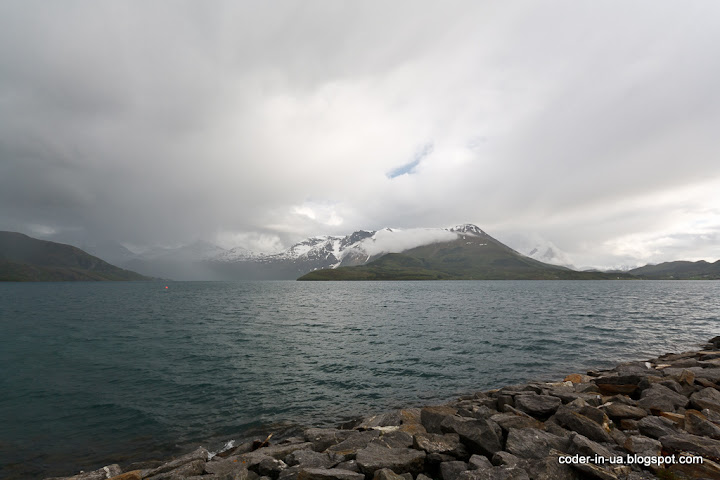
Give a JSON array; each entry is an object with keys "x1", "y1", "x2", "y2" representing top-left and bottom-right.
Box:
[{"x1": 387, "y1": 143, "x2": 433, "y2": 179}]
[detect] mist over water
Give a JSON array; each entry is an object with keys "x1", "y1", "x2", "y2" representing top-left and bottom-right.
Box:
[{"x1": 1, "y1": 280, "x2": 718, "y2": 479}]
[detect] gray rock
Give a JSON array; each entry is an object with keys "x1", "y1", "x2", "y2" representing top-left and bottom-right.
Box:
[
  {"x1": 327, "y1": 431, "x2": 381, "y2": 458},
  {"x1": 371, "y1": 431, "x2": 414, "y2": 449},
  {"x1": 703, "y1": 408, "x2": 720, "y2": 424},
  {"x1": 357, "y1": 412, "x2": 402, "y2": 429},
  {"x1": 517, "y1": 451, "x2": 579, "y2": 480},
  {"x1": 514, "y1": 395, "x2": 561, "y2": 418},
  {"x1": 253, "y1": 444, "x2": 316, "y2": 460},
  {"x1": 145, "y1": 447, "x2": 209, "y2": 478},
  {"x1": 489, "y1": 452, "x2": 517, "y2": 468},
  {"x1": 467, "y1": 450, "x2": 492, "y2": 470},
  {"x1": 296, "y1": 468, "x2": 365, "y2": 480},
  {"x1": 256, "y1": 457, "x2": 287, "y2": 477},
  {"x1": 421, "y1": 406, "x2": 459, "y2": 434},
  {"x1": 636, "y1": 384, "x2": 689, "y2": 412},
  {"x1": 685, "y1": 410, "x2": 720, "y2": 439},
  {"x1": 690, "y1": 387, "x2": 720, "y2": 413},
  {"x1": 440, "y1": 461, "x2": 468, "y2": 480},
  {"x1": 146, "y1": 459, "x2": 205, "y2": 480},
  {"x1": 659, "y1": 433, "x2": 720, "y2": 461},
  {"x1": 372, "y1": 468, "x2": 412, "y2": 480},
  {"x1": 205, "y1": 458, "x2": 251, "y2": 480},
  {"x1": 505, "y1": 428, "x2": 567, "y2": 459},
  {"x1": 600, "y1": 403, "x2": 647, "y2": 420},
  {"x1": 488, "y1": 413, "x2": 544, "y2": 433},
  {"x1": 637, "y1": 415, "x2": 682, "y2": 439},
  {"x1": 413, "y1": 432, "x2": 465, "y2": 456},
  {"x1": 284, "y1": 450, "x2": 336, "y2": 469},
  {"x1": 278, "y1": 466, "x2": 302, "y2": 480},
  {"x1": 593, "y1": 375, "x2": 643, "y2": 395},
  {"x1": 553, "y1": 406, "x2": 613, "y2": 443},
  {"x1": 569, "y1": 433, "x2": 613, "y2": 461},
  {"x1": 334, "y1": 461, "x2": 359, "y2": 473},
  {"x1": 355, "y1": 445, "x2": 426, "y2": 476},
  {"x1": 440, "y1": 416, "x2": 503, "y2": 457},
  {"x1": 458, "y1": 466, "x2": 530, "y2": 480},
  {"x1": 304, "y1": 429, "x2": 356, "y2": 452},
  {"x1": 622, "y1": 435, "x2": 661, "y2": 456},
  {"x1": 417, "y1": 475, "x2": 433, "y2": 480},
  {"x1": 569, "y1": 462, "x2": 618, "y2": 480},
  {"x1": 44, "y1": 465, "x2": 123, "y2": 480}
]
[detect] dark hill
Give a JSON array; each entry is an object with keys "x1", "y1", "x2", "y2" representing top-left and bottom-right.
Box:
[
  {"x1": 628, "y1": 260, "x2": 720, "y2": 279},
  {"x1": 0, "y1": 231, "x2": 150, "y2": 281}
]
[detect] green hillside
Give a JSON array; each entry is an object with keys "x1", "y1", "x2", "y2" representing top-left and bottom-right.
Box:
[
  {"x1": 0, "y1": 231, "x2": 150, "y2": 281},
  {"x1": 298, "y1": 232, "x2": 633, "y2": 281}
]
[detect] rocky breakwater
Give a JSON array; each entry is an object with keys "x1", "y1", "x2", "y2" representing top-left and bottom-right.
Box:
[{"x1": 47, "y1": 336, "x2": 720, "y2": 480}]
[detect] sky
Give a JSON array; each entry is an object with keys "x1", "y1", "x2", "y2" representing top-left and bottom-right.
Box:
[{"x1": 1, "y1": 1, "x2": 720, "y2": 269}]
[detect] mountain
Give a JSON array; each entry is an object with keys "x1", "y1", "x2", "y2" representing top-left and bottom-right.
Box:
[
  {"x1": 298, "y1": 225, "x2": 634, "y2": 281},
  {"x1": 0, "y1": 232, "x2": 150, "y2": 281},
  {"x1": 628, "y1": 260, "x2": 720, "y2": 279}
]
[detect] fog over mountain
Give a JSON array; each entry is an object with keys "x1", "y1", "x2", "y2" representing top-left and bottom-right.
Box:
[{"x1": 1, "y1": 1, "x2": 720, "y2": 270}]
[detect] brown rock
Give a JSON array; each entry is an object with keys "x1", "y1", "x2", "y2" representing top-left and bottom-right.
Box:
[
  {"x1": 108, "y1": 472, "x2": 142, "y2": 480},
  {"x1": 564, "y1": 374, "x2": 590, "y2": 384},
  {"x1": 601, "y1": 403, "x2": 647, "y2": 421}
]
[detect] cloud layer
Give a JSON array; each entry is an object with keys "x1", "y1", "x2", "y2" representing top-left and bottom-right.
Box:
[{"x1": 1, "y1": 1, "x2": 719, "y2": 268}]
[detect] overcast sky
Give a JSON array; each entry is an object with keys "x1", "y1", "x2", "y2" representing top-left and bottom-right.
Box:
[{"x1": 1, "y1": 1, "x2": 719, "y2": 269}]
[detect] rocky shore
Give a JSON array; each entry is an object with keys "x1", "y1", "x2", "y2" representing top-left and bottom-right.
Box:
[{"x1": 47, "y1": 337, "x2": 720, "y2": 480}]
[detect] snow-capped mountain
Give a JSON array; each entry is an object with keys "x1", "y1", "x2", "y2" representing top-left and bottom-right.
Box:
[
  {"x1": 524, "y1": 243, "x2": 574, "y2": 268},
  {"x1": 115, "y1": 224, "x2": 487, "y2": 280}
]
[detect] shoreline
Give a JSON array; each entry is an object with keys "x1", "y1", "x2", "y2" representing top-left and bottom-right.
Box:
[{"x1": 46, "y1": 336, "x2": 720, "y2": 480}]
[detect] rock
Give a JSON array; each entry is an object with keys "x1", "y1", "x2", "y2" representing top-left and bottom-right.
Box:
[
  {"x1": 278, "y1": 466, "x2": 302, "y2": 480},
  {"x1": 357, "y1": 412, "x2": 402, "y2": 429},
  {"x1": 636, "y1": 384, "x2": 689, "y2": 412},
  {"x1": 327, "y1": 431, "x2": 380, "y2": 458},
  {"x1": 334, "y1": 461, "x2": 358, "y2": 473},
  {"x1": 622, "y1": 436, "x2": 661, "y2": 456},
  {"x1": 108, "y1": 472, "x2": 141, "y2": 480},
  {"x1": 564, "y1": 374, "x2": 591, "y2": 384},
  {"x1": 421, "y1": 406, "x2": 459, "y2": 434},
  {"x1": 684, "y1": 410, "x2": 720, "y2": 439},
  {"x1": 470, "y1": 454, "x2": 494, "y2": 469},
  {"x1": 659, "y1": 433, "x2": 720, "y2": 461},
  {"x1": 371, "y1": 431, "x2": 414, "y2": 449},
  {"x1": 284, "y1": 450, "x2": 335, "y2": 469},
  {"x1": 490, "y1": 452, "x2": 517, "y2": 468},
  {"x1": 145, "y1": 447, "x2": 209, "y2": 478},
  {"x1": 637, "y1": 415, "x2": 682, "y2": 439},
  {"x1": 618, "y1": 419, "x2": 638, "y2": 431},
  {"x1": 658, "y1": 411, "x2": 685, "y2": 428},
  {"x1": 355, "y1": 445, "x2": 426, "y2": 476},
  {"x1": 417, "y1": 475, "x2": 433, "y2": 480},
  {"x1": 513, "y1": 395, "x2": 561, "y2": 418},
  {"x1": 146, "y1": 459, "x2": 205, "y2": 480},
  {"x1": 600, "y1": 403, "x2": 647, "y2": 421},
  {"x1": 413, "y1": 433, "x2": 465, "y2": 456},
  {"x1": 517, "y1": 450, "x2": 579, "y2": 480},
  {"x1": 256, "y1": 457, "x2": 287, "y2": 477},
  {"x1": 487, "y1": 413, "x2": 544, "y2": 432},
  {"x1": 440, "y1": 416, "x2": 503, "y2": 456},
  {"x1": 553, "y1": 407, "x2": 613, "y2": 444},
  {"x1": 690, "y1": 387, "x2": 720, "y2": 413},
  {"x1": 665, "y1": 455, "x2": 720, "y2": 479},
  {"x1": 304, "y1": 429, "x2": 355, "y2": 452},
  {"x1": 205, "y1": 458, "x2": 251, "y2": 480},
  {"x1": 439, "y1": 461, "x2": 468, "y2": 480},
  {"x1": 569, "y1": 433, "x2": 614, "y2": 461},
  {"x1": 45, "y1": 465, "x2": 124, "y2": 480},
  {"x1": 703, "y1": 408, "x2": 720, "y2": 424},
  {"x1": 594, "y1": 376, "x2": 643, "y2": 395},
  {"x1": 505, "y1": 428, "x2": 567, "y2": 459},
  {"x1": 372, "y1": 468, "x2": 412, "y2": 480},
  {"x1": 252, "y1": 444, "x2": 315, "y2": 460},
  {"x1": 569, "y1": 462, "x2": 618, "y2": 480},
  {"x1": 457, "y1": 466, "x2": 530, "y2": 480},
  {"x1": 296, "y1": 468, "x2": 365, "y2": 480}
]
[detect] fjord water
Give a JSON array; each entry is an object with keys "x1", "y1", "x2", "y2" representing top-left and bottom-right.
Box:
[{"x1": 1, "y1": 281, "x2": 718, "y2": 479}]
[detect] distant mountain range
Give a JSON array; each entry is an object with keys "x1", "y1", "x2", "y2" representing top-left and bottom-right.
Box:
[
  {"x1": 3, "y1": 225, "x2": 718, "y2": 281},
  {"x1": 0, "y1": 231, "x2": 149, "y2": 281}
]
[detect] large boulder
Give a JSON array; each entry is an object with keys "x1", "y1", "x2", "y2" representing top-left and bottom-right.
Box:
[
  {"x1": 513, "y1": 395, "x2": 561, "y2": 418},
  {"x1": 355, "y1": 445, "x2": 426, "y2": 476},
  {"x1": 440, "y1": 416, "x2": 503, "y2": 456},
  {"x1": 421, "y1": 406, "x2": 459, "y2": 434},
  {"x1": 637, "y1": 415, "x2": 682, "y2": 439},
  {"x1": 600, "y1": 403, "x2": 647, "y2": 421},
  {"x1": 659, "y1": 433, "x2": 720, "y2": 462},
  {"x1": 413, "y1": 433, "x2": 466, "y2": 457},
  {"x1": 553, "y1": 407, "x2": 612, "y2": 444},
  {"x1": 690, "y1": 387, "x2": 720, "y2": 413},
  {"x1": 296, "y1": 468, "x2": 365, "y2": 480},
  {"x1": 685, "y1": 410, "x2": 720, "y2": 439},
  {"x1": 505, "y1": 428, "x2": 567, "y2": 459},
  {"x1": 636, "y1": 384, "x2": 689, "y2": 412}
]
